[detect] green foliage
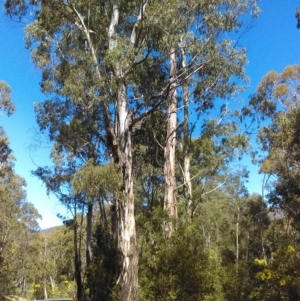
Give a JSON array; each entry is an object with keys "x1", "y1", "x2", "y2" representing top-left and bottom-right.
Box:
[
  {"x1": 0, "y1": 81, "x2": 15, "y2": 116},
  {"x1": 240, "y1": 62, "x2": 300, "y2": 301},
  {"x1": 138, "y1": 213, "x2": 211, "y2": 301},
  {"x1": 137, "y1": 192, "x2": 268, "y2": 301},
  {"x1": 72, "y1": 159, "x2": 121, "y2": 198},
  {"x1": 3, "y1": 0, "x2": 264, "y2": 300},
  {"x1": 25, "y1": 226, "x2": 75, "y2": 300},
  {"x1": 0, "y1": 115, "x2": 41, "y2": 298},
  {"x1": 250, "y1": 65, "x2": 300, "y2": 230},
  {"x1": 251, "y1": 245, "x2": 300, "y2": 301},
  {"x1": 0, "y1": 144, "x2": 40, "y2": 296},
  {"x1": 87, "y1": 224, "x2": 122, "y2": 301}
]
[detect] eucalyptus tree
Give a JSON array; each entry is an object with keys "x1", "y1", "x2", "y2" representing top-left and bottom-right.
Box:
[
  {"x1": 0, "y1": 81, "x2": 15, "y2": 116},
  {"x1": 4, "y1": 1, "x2": 167, "y2": 298},
  {"x1": 185, "y1": 117, "x2": 249, "y2": 219},
  {"x1": 175, "y1": 1, "x2": 260, "y2": 222},
  {"x1": 141, "y1": 0, "x2": 261, "y2": 229},
  {"x1": 0, "y1": 93, "x2": 40, "y2": 296},
  {"x1": 0, "y1": 87, "x2": 41, "y2": 296},
  {"x1": 4, "y1": 0, "x2": 260, "y2": 299},
  {"x1": 0, "y1": 166, "x2": 30, "y2": 294},
  {"x1": 34, "y1": 162, "x2": 86, "y2": 300},
  {"x1": 247, "y1": 65, "x2": 300, "y2": 230},
  {"x1": 0, "y1": 81, "x2": 14, "y2": 172},
  {"x1": 13, "y1": 202, "x2": 41, "y2": 297},
  {"x1": 5, "y1": 2, "x2": 166, "y2": 298},
  {"x1": 28, "y1": 226, "x2": 74, "y2": 300},
  {"x1": 33, "y1": 91, "x2": 106, "y2": 295}
]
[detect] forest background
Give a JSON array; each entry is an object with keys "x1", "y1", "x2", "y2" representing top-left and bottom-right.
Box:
[{"x1": 1, "y1": 0, "x2": 300, "y2": 301}]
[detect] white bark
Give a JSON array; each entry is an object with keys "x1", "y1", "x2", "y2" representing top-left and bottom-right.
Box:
[
  {"x1": 130, "y1": 0, "x2": 148, "y2": 46},
  {"x1": 43, "y1": 275, "x2": 48, "y2": 300},
  {"x1": 108, "y1": 0, "x2": 120, "y2": 50},
  {"x1": 67, "y1": 0, "x2": 101, "y2": 80},
  {"x1": 50, "y1": 276, "x2": 55, "y2": 290},
  {"x1": 115, "y1": 78, "x2": 138, "y2": 301},
  {"x1": 108, "y1": 2, "x2": 138, "y2": 300},
  {"x1": 180, "y1": 41, "x2": 193, "y2": 219},
  {"x1": 164, "y1": 48, "x2": 177, "y2": 234}
]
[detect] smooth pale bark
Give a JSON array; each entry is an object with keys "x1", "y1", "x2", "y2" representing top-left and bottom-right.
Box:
[
  {"x1": 43, "y1": 278, "x2": 48, "y2": 300},
  {"x1": 180, "y1": 42, "x2": 193, "y2": 219},
  {"x1": 108, "y1": 0, "x2": 120, "y2": 50},
  {"x1": 115, "y1": 79, "x2": 138, "y2": 301},
  {"x1": 108, "y1": 2, "x2": 138, "y2": 300},
  {"x1": 50, "y1": 276, "x2": 55, "y2": 291},
  {"x1": 164, "y1": 49, "x2": 177, "y2": 234}
]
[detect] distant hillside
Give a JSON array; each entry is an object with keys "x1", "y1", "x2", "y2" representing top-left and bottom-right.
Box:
[{"x1": 40, "y1": 225, "x2": 61, "y2": 235}]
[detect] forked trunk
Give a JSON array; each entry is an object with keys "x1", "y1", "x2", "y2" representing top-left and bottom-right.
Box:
[{"x1": 164, "y1": 49, "x2": 177, "y2": 234}]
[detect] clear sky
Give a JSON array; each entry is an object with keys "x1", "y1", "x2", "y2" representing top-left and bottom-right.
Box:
[
  {"x1": 0, "y1": 9, "x2": 68, "y2": 229},
  {"x1": 0, "y1": 0, "x2": 300, "y2": 229}
]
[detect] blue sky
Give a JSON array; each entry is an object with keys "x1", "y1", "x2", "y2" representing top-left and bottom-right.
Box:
[
  {"x1": 0, "y1": 0, "x2": 300, "y2": 229},
  {"x1": 0, "y1": 12, "x2": 68, "y2": 228}
]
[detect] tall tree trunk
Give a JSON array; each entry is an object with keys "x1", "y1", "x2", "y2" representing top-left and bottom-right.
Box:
[
  {"x1": 86, "y1": 202, "x2": 93, "y2": 268},
  {"x1": 164, "y1": 48, "x2": 177, "y2": 234},
  {"x1": 21, "y1": 278, "x2": 26, "y2": 297},
  {"x1": 236, "y1": 207, "x2": 240, "y2": 270},
  {"x1": 108, "y1": 2, "x2": 138, "y2": 300},
  {"x1": 86, "y1": 202, "x2": 93, "y2": 298},
  {"x1": 43, "y1": 237, "x2": 48, "y2": 300},
  {"x1": 180, "y1": 42, "x2": 193, "y2": 219},
  {"x1": 73, "y1": 200, "x2": 83, "y2": 301},
  {"x1": 50, "y1": 276, "x2": 55, "y2": 291},
  {"x1": 43, "y1": 274, "x2": 48, "y2": 300},
  {"x1": 115, "y1": 78, "x2": 138, "y2": 301}
]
